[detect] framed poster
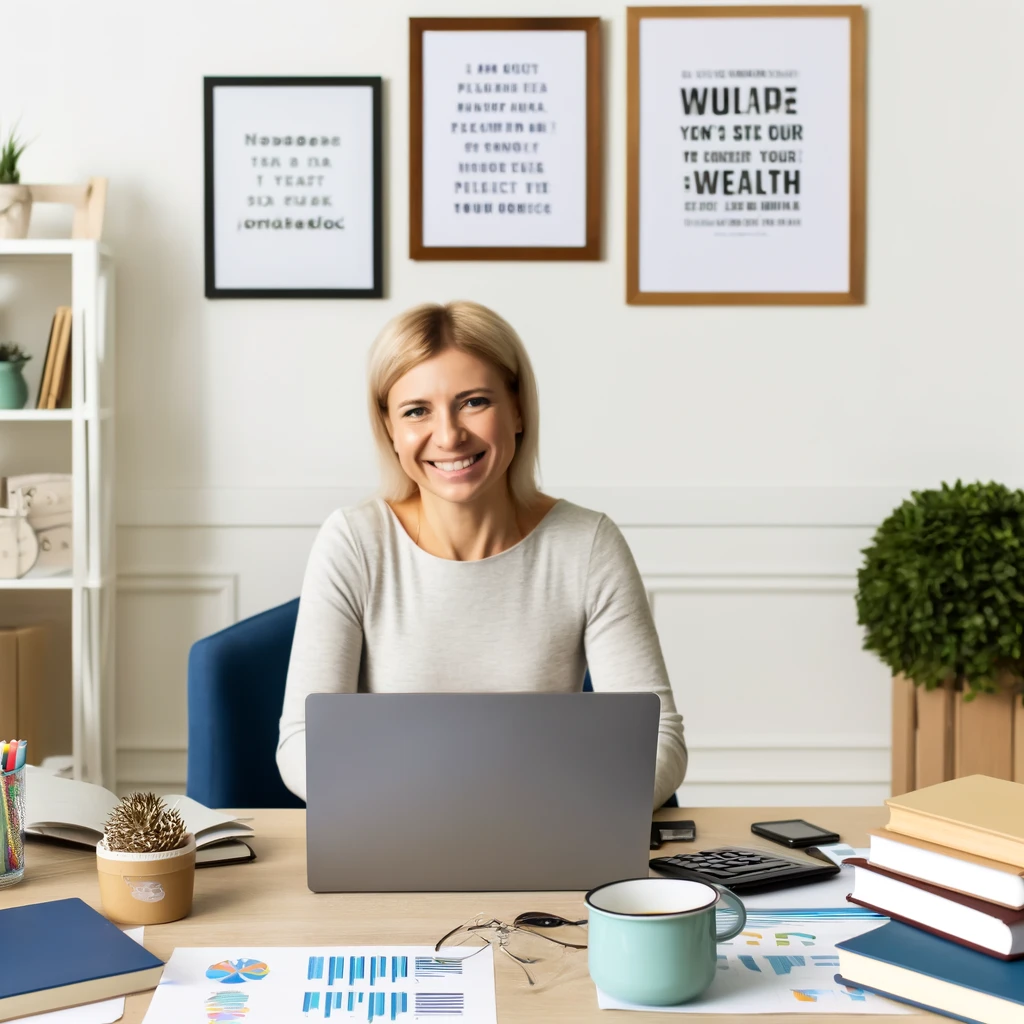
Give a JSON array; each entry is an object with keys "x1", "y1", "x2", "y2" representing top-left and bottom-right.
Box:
[
  {"x1": 410, "y1": 17, "x2": 601, "y2": 261},
  {"x1": 627, "y1": 6, "x2": 865, "y2": 305},
  {"x1": 204, "y1": 77, "x2": 383, "y2": 298}
]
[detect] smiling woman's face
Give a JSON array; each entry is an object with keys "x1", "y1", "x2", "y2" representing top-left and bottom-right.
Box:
[{"x1": 385, "y1": 347, "x2": 523, "y2": 506}]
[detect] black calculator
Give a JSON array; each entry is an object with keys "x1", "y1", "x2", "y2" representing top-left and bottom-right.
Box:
[{"x1": 649, "y1": 846, "x2": 840, "y2": 894}]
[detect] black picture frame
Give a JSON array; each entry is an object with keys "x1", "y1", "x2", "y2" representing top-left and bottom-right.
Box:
[{"x1": 204, "y1": 76, "x2": 384, "y2": 299}]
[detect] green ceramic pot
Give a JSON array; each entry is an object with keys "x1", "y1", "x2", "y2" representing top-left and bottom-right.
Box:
[{"x1": 0, "y1": 359, "x2": 29, "y2": 410}]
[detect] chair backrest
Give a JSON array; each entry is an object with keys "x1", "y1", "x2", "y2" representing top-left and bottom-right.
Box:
[
  {"x1": 186, "y1": 609, "x2": 677, "y2": 809},
  {"x1": 187, "y1": 598, "x2": 305, "y2": 808}
]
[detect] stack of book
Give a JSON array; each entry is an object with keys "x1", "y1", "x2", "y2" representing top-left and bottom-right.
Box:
[{"x1": 836, "y1": 774, "x2": 1024, "y2": 1022}]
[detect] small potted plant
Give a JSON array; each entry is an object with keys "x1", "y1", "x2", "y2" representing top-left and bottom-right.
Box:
[
  {"x1": 0, "y1": 123, "x2": 31, "y2": 239},
  {"x1": 0, "y1": 343, "x2": 31, "y2": 410},
  {"x1": 96, "y1": 793, "x2": 196, "y2": 925},
  {"x1": 856, "y1": 480, "x2": 1024, "y2": 792}
]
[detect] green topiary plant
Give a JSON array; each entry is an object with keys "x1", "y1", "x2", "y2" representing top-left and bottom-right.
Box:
[
  {"x1": 0, "y1": 124, "x2": 28, "y2": 185},
  {"x1": 856, "y1": 481, "x2": 1024, "y2": 702}
]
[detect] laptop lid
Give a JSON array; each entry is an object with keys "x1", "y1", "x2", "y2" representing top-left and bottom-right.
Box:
[{"x1": 305, "y1": 692, "x2": 660, "y2": 892}]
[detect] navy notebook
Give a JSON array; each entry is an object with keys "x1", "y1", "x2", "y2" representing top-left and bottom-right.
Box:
[
  {"x1": 836, "y1": 920, "x2": 1024, "y2": 1023},
  {"x1": 0, "y1": 897, "x2": 164, "y2": 1021}
]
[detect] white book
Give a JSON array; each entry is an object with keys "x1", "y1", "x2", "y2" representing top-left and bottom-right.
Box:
[
  {"x1": 869, "y1": 827, "x2": 1024, "y2": 910},
  {"x1": 850, "y1": 858, "x2": 1024, "y2": 958},
  {"x1": 25, "y1": 766, "x2": 255, "y2": 866}
]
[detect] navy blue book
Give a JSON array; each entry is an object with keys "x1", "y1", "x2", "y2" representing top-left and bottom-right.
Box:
[
  {"x1": 836, "y1": 920, "x2": 1024, "y2": 1024},
  {"x1": 0, "y1": 897, "x2": 164, "y2": 1020}
]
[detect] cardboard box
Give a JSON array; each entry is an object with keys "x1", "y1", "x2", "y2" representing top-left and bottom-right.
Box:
[{"x1": 0, "y1": 625, "x2": 67, "y2": 763}]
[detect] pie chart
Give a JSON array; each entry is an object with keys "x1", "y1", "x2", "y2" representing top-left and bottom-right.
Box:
[{"x1": 206, "y1": 958, "x2": 271, "y2": 984}]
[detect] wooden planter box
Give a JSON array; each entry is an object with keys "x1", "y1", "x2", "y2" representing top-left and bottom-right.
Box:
[{"x1": 891, "y1": 674, "x2": 1024, "y2": 796}]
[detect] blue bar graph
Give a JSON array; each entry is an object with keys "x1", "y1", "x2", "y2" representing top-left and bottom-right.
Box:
[
  {"x1": 349, "y1": 956, "x2": 365, "y2": 981},
  {"x1": 391, "y1": 956, "x2": 408, "y2": 982},
  {"x1": 329, "y1": 956, "x2": 345, "y2": 985},
  {"x1": 308, "y1": 956, "x2": 325, "y2": 980},
  {"x1": 301, "y1": 988, "x2": 410, "y2": 1021},
  {"x1": 765, "y1": 955, "x2": 806, "y2": 976},
  {"x1": 370, "y1": 958, "x2": 376, "y2": 986}
]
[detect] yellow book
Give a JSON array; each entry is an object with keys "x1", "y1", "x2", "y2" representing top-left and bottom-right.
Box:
[
  {"x1": 46, "y1": 306, "x2": 73, "y2": 410},
  {"x1": 35, "y1": 308, "x2": 65, "y2": 409},
  {"x1": 885, "y1": 775, "x2": 1024, "y2": 868}
]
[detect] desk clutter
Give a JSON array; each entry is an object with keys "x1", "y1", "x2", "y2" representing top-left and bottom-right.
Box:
[{"x1": 836, "y1": 774, "x2": 1024, "y2": 1021}]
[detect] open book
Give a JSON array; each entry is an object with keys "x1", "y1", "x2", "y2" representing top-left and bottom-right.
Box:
[{"x1": 25, "y1": 766, "x2": 256, "y2": 866}]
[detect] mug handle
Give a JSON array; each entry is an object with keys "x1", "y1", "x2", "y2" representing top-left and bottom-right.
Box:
[{"x1": 711, "y1": 884, "x2": 747, "y2": 942}]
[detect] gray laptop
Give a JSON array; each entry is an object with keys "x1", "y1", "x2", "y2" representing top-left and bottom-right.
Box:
[{"x1": 305, "y1": 692, "x2": 660, "y2": 892}]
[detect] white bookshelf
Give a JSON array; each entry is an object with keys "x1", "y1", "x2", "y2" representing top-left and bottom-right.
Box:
[{"x1": 0, "y1": 239, "x2": 116, "y2": 787}]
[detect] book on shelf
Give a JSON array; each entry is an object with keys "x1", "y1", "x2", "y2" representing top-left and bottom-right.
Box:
[
  {"x1": 836, "y1": 919, "x2": 1024, "y2": 1024},
  {"x1": 35, "y1": 307, "x2": 68, "y2": 410},
  {"x1": 846, "y1": 857, "x2": 1024, "y2": 960},
  {"x1": 25, "y1": 765, "x2": 256, "y2": 867},
  {"x1": 0, "y1": 897, "x2": 164, "y2": 1021},
  {"x1": 868, "y1": 827, "x2": 1024, "y2": 909},
  {"x1": 885, "y1": 774, "x2": 1024, "y2": 869},
  {"x1": 46, "y1": 305, "x2": 73, "y2": 410}
]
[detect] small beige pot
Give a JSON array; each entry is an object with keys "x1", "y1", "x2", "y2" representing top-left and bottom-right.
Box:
[
  {"x1": 96, "y1": 834, "x2": 196, "y2": 925},
  {"x1": 0, "y1": 185, "x2": 32, "y2": 239}
]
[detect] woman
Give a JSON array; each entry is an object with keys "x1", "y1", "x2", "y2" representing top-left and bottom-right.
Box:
[{"x1": 276, "y1": 301, "x2": 687, "y2": 807}]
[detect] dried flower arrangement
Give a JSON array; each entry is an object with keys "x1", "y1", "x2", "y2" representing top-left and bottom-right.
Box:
[{"x1": 103, "y1": 792, "x2": 189, "y2": 854}]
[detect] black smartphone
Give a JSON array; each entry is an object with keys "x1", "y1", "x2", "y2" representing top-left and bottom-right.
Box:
[{"x1": 750, "y1": 819, "x2": 840, "y2": 849}]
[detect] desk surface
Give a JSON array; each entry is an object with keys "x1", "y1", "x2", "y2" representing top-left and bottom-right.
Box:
[{"x1": 5, "y1": 806, "x2": 918, "y2": 1023}]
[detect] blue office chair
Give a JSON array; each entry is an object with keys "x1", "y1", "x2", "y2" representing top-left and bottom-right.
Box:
[{"x1": 187, "y1": 598, "x2": 678, "y2": 808}]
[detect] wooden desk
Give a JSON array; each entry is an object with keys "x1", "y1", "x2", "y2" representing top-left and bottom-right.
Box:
[{"x1": 4, "y1": 806, "x2": 917, "y2": 1023}]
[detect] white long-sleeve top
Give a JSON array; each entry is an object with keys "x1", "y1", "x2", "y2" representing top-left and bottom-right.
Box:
[{"x1": 276, "y1": 497, "x2": 687, "y2": 808}]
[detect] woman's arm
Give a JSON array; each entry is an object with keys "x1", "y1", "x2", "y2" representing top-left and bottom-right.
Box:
[
  {"x1": 583, "y1": 514, "x2": 688, "y2": 810},
  {"x1": 276, "y1": 510, "x2": 366, "y2": 800}
]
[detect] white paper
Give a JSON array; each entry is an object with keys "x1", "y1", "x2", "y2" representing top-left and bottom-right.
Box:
[
  {"x1": 421, "y1": 30, "x2": 588, "y2": 248},
  {"x1": 212, "y1": 84, "x2": 377, "y2": 290},
  {"x1": 597, "y1": 914, "x2": 911, "y2": 1015},
  {"x1": 19, "y1": 927, "x2": 144, "y2": 1024},
  {"x1": 141, "y1": 946, "x2": 496, "y2": 1024},
  {"x1": 638, "y1": 16, "x2": 851, "y2": 293}
]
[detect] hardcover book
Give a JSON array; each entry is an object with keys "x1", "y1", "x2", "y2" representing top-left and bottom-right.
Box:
[
  {"x1": 0, "y1": 898, "x2": 164, "y2": 1021},
  {"x1": 836, "y1": 920, "x2": 1024, "y2": 1024},
  {"x1": 869, "y1": 827, "x2": 1024, "y2": 909},
  {"x1": 847, "y1": 857, "x2": 1024, "y2": 959},
  {"x1": 885, "y1": 775, "x2": 1024, "y2": 868}
]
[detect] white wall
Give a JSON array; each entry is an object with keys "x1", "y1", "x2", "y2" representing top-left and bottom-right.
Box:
[{"x1": 2, "y1": 0, "x2": 1021, "y2": 803}]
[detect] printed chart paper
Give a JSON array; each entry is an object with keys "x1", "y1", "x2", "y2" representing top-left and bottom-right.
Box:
[
  {"x1": 141, "y1": 945, "x2": 495, "y2": 1024},
  {"x1": 597, "y1": 911, "x2": 912, "y2": 1014}
]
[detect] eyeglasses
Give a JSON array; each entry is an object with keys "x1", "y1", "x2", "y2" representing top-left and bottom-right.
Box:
[{"x1": 432, "y1": 911, "x2": 588, "y2": 988}]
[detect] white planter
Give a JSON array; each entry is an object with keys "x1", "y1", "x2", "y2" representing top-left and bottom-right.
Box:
[{"x1": 0, "y1": 185, "x2": 32, "y2": 239}]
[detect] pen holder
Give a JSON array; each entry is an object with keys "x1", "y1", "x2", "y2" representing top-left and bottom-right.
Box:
[
  {"x1": 96, "y1": 834, "x2": 196, "y2": 924},
  {"x1": 0, "y1": 765, "x2": 26, "y2": 888}
]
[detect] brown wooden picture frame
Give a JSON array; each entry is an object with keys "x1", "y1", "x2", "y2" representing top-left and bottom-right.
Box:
[
  {"x1": 410, "y1": 17, "x2": 602, "y2": 261},
  {"x1": 626, "y1": 6, "x2": 865, "y2": 305}
]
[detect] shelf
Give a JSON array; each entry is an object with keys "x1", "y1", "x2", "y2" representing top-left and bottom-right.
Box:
[
  {"x1": 0, "y1": 239, "x2": 112, "y2": 258},
  {"x1": 0, "y1": 567, "x2": 73, "y2": 589},
  {"x1": 0, "y1": 409, "x2": 73, "y2": 421}
]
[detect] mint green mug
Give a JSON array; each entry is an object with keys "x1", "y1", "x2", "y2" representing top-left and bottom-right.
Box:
[{"x1": 585, "y1": 877, "x2": 746, "y2": 1005}]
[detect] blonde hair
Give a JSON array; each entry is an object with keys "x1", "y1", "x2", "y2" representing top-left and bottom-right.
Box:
[{"x1": 368, "y1": 301, "x2": 542, "y2": 508}]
